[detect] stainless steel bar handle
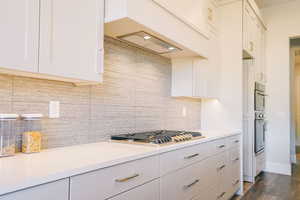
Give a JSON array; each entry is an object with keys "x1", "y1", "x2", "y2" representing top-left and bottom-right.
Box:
[
  {"x1": 233, "y1": 179, "x2": 240, "y2": 185},
  {"x1": 115, "y1": 174, "x2": 140, "y2": 183},
  {"x1": 183, "y1": 179, "x2": 199, "y2": 189},
  {"x1": 233, "y1": 157, "x2": 240, "y2": 162},
  {"x1": 218, "y1": 165, "x2": 226, "y2": 171},
  {"x1": 217, "y1": 192, "x2": 226, "y2": 199},
  {"x1": 184, "y1": 153, "x2": 199, "y2": 159}
]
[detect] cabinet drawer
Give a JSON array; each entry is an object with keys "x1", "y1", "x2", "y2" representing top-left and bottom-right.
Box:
[
  {"x1": 192, "y1": 186, "x2": 218, "y2": 200},
  {"x1": 70, "y1": 156, "x2": 159, "y2": 200},
  {"x1": 213, "y1": 152, "x2": 230, "y2": 200},
  {"x1": 160, "y1": 156, "x2": 217, "y2": 200},
  {"x1": 108, "y1": 180, "x2": 159, "y2": 200},
  {"x1": 160, "y1": 142, "x2": 211, "y2": 175},
  {"x1": 229, "y1": 148, "x2": 241, "y2": 180},
  {"x1": 0, "y1": 179, "x2": 69, "y2": 200},
  {"x1": 212, "y1": 138, "x2": 227, "y2": 155},
  {"x1": 228, "y1": 148, "x2": 241, "y2": 198},
  {"x1": 227, "y1": 135, "x2": 241, "y2": 149}
]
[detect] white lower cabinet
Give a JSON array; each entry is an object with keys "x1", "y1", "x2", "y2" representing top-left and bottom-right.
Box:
[
  {"x1": 70, "y1": 155, "x2": 159, "y2": 200},
  {"x1": 0, "y1": 135, "x2": 241, "y2": 200},
  {"x1": 108, "y1": 180, "x2": 159, "y2": 200},
  {"x1": 160, "y1": 156, "x2": 217, "y2": 200},
  {"x1": 159, "y1": 142, "x2": 211, "y2": 176},
  {"x1": 0, "y1": 179, "x2": 69, "y2": 200},
  {"x1": 160, "y1": 136, "x2": 241, "y2": 200},
  {"x1": 192, "y1": 186, "x2": 218, "y2": 200}
]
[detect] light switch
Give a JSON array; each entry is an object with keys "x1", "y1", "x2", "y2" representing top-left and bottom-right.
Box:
[{"x1": 49, "y1": 101, "x2": 60, "y2": 118}]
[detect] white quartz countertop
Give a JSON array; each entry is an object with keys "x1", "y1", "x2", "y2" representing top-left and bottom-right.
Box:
[{"x1": 0, "y1": 129, "x2": 241, "y2": 196}]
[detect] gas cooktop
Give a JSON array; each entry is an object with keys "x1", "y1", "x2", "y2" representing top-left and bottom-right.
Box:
[{"x1": 111, "y1": 130, "x2": 204, "y2": 145}]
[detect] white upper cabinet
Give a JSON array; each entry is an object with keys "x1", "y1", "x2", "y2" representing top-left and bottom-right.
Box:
[
  {"x1": 152, "y1": 0, "x2": 209, "y2": 38},
  {"x1": 172, "y1": 32, "x2": 220, "y2": 99},
  {"x1": 206, "y1": 0, "x2": 219, "y2": 35},
  {"x1": 243, "y1": 1, "x2": 256, "y2": 58},
  {"x1": 39, "y1": 0, "x2": 104, "y2": 82},
  {"x1": 243, "y1": 0, "x2": 267, "y2": 83},
  {"x1": 0, "y1": 0, "x2": 104, "y2": 84},
  {"x1": 172, "y1": 57, "x2": 219, "y2": 99},
  {"x1": 0, "y1": 0, "x2": 39, "y2": 72}
]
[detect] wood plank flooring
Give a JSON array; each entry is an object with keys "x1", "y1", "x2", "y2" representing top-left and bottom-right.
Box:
[{"x1": 236, "y1": 164, "x2": 300, "y2": 200}]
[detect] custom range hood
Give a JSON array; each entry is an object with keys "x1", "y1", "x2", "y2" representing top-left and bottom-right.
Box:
[
  {"x1": 104, "y1": 0, "x2": 210, "y2": 58},
  {"x1": 117, "y1": 31, "x2": 181, "y2": 55}
]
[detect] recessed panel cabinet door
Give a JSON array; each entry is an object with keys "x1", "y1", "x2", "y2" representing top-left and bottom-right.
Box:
[
  {"x1": 0, "y1": 0, "x2": 39, "y2": 72},
  {"x1": 39, "y1": 0, "x2": 104, "y2": 82},
  {"x1": 153, "y1": 0, "x2": 209, "y2": 37}
]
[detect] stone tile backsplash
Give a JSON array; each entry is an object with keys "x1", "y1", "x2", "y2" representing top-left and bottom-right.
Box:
[{"x1": 1, "y1": 37, "x2": 202, "y2": 150}]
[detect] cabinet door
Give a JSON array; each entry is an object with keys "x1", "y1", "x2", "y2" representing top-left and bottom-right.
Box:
[
  {"x1": 207, "y1": 0, "x2": 219, "y2": 34},
  {"x1": 108, "y1": 180, "x2": 159, "y2": 200},
  {"x1": 172, "y1": 58, "x2": 194, "y2": 97},
  {"x1": 39, "y1": 0, "x2": 104, "y2": 82},
  {"x1": 261, "y1": 28, "x2": 266, "y2": 83},
  {"x1": 160, "y1": 156, "x2": 217, "y2": 200},
  {"x1": 153, "y1": 0, "x2": 209, "y2": 37},
  {"x1": 0, "y1": 179, "x2": 69, "y2": 200},
  {"x1": 255, "y1": 22, "x2": 262, "y2": 82},
  {"x1": 243, "y1": 1, "x2": 255, "y2": 57},
  {"x1": 193, "y1": 58, "x2": 209, "y2": 98},
  {"x1": 0, "y1": 0, "x2": 39, "y2": 72},
  {"x1": 70, "y1": 156, "x2": 159, "y2": 200},
  {"x1": 206, "y1": 33, "x2": 220, "y2": 99}
]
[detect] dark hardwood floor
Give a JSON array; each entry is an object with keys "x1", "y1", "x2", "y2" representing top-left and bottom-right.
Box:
[{"x1": 240, "y1": 164, "x2": 300, "y2": 200}]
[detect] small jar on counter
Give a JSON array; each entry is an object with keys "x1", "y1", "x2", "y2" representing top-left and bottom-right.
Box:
[
  {"x1": 0, "y1": 114, "x2": 19, "y2": 157},
  {"x1": 21, "y1": 114, "x2": 43, "y2": 154}
]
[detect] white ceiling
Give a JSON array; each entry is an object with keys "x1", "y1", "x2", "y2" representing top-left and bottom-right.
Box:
[{"x1": 255, "y1": 0, "x2": 296, "y2": 8}]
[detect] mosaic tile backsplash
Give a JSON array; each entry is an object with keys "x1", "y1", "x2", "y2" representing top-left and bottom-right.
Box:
[{"x1": 0, "y1": 38, "x2": 202, "y2": 150}]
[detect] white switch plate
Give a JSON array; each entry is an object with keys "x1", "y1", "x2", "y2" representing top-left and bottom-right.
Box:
[
  {"x1": 49, "y1": 101, "x2": 60, "y2": 118},
  {"x1": 182, "y1": 106, "x2": 187, "y2": 117}
]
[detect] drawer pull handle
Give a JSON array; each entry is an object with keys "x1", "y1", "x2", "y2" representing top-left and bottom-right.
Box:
[
  {"x1": 184, "y1": 153, "x2": 199, "y2": 159},
  {"x1": 218, "y1": 165, "x2": 226, "y2": 171},
  {"x1": 217, "y1": 192, "x2": 226, "y2": 199},
  {"x1": 115, "y1": 174, "x2": 139, "y2": 183},
  {"x1": 234, "y1": 140, "x2": 239, "y2": 143},
  {"x1": 218, "y1": 145, "x2": 226, "y2": 149},
  {"x1": 234, "y1": 157, "x2": 240, "y2": 162},
  {"x1": 183, "y1": 179, "x2": 199, "y2": 189},
  {"x1": 233, "y1": 179, "x2": 240, "y2": 185}
]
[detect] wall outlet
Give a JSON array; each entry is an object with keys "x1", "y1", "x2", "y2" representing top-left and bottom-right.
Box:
[
  {"x1": 49, "y1": 101, "x2": 60, "y2": 118},
  {"x1": 182, "y1": 106, "x2": 187, "y2": 117}
]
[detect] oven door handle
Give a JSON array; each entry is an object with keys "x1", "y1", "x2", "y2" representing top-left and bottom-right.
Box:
[{"x1": 263, "y1": 121, "x2": 267, "y2": 142}]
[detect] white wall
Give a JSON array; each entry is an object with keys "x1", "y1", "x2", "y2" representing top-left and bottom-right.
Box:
[
  {"x1": 201, "y1": 2, "x2": 243, "y2": 131},
  {"x1": 262, "y1": 0, "x2": 300, "y2": 175}
]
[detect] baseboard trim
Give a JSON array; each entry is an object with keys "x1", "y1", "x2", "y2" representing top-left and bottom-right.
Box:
[{"x1": 264, "y1": 162, "x2": 291, "y2": 175}]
